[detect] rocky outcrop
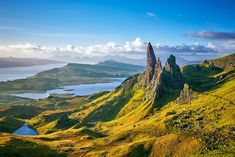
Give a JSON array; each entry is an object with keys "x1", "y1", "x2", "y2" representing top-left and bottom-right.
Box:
[
  {"x1": 144, "y1": 42, "x2": 157, "y2": 85},
  {"x1": 162, "y1": 55, "x2": 184, "y2": 89},
  {"x1": 175, "y1": 83, "x2": 195, "y2": 104},
  {"x1": 140, "y1": 42, "x2": 184, "y2": 100},
  {"x1": 145, "y1": 57, "x2": 163, "y2": 99}
]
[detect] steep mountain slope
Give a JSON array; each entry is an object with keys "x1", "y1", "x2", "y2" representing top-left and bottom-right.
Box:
[
  {"x1": 182, "y1": 54, "x2": 235, "y2": 91},
  {"x1": 0, "y1": 45, "x2": 234, "y2": 157},
  {"x1": 64, "y1": 49, "x2": 234, "y2": 157}
]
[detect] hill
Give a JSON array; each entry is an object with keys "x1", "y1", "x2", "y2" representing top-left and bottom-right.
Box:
[
  {"x1": 0, "y1": 60, "x2": 144, "y2": 93},
  {"x1": 0, "y1": 45, "x2": 234, "y2": 157},
  {"x1": 203, "y1": 53, "x2": 235, "y2": 70}
]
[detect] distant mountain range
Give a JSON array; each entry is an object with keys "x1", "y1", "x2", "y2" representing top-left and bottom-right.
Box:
[{"x1": 0, "y1": 57, "x2": 64, "y2": 68}]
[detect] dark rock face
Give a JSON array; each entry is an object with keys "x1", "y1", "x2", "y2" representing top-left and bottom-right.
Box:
[
  {"x1": 140, "y1": 43, "x2": 184, "y2": 100},
  {"x1": 145, "y1": 42, "x2": 157, "y2": 84},
  {"x1": 145, "y1": 57, "x2": 163, "y2": 99},
  {"x1": 151, "y1": 58, "x2": 163, "y2": 89},
  {"x1": 162, "y1": 55, "x2": 183, "y2": 89},
  {"x1": 175, "y1": 83, "x2": 195, "y2": 104}
]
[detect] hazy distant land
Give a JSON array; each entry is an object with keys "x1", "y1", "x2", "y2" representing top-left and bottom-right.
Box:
[{"x1": 0, "y1": 57, "x2": 64, "y2": 68}]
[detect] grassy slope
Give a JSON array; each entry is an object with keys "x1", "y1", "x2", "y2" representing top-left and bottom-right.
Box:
[
  {"x1": 68, "y1": 64, "x2": 234, "y2": 157},
  {"x1": 0, "y1": 137, "x2": 66, "y2": 157},
  {"x1": 0, "y1": 54, "x2": 234, "y2": 157},
  {"x1": 0, "y1": 94, "x2": 30, "y2": 105},
  {"x1": 205, "y1": 53, "x2": 235, "y2": 70},
  {"x1": 0, "y1": 105, "x2": 44, "y2": 133}
]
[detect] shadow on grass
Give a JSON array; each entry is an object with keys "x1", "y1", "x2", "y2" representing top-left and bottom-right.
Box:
[
  {"x1": 0, "y1": 138, "x2": 66, "y2": 157},
  {"x1": 154, "y1": 90, "x2": 181, "y2": 109},
  {"x1": 182, "y1": 64, "x2": 223, "y2": 92}
]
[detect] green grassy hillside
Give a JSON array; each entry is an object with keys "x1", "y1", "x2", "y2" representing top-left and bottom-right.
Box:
[
  {"x1": 0, "y1": 53, "x2": 234, "y2": 157},
  {"x1": 204, "y1": 53, "x2": 235, "y2": 70}
]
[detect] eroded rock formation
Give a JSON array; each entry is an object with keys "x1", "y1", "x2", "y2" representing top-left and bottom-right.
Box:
[
  {"x1": 140, "y1": 42, "x2": 184, "y2": 100},
  {"x1": 144, "y1": 42, "x2": 157, "y2": 85},
  {"x1": 162, "y1": 54, "x2": 183, "y2": 89}
]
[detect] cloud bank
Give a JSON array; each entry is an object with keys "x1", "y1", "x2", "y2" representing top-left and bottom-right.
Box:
[
  {"x1": 156, "y1": 43, "x2": 217, "y2": 53},
  {"x1": 187, "y1": 31, "x2": 235, "y2": 40},
  {"x1": 0, "y1": 37, "x2": 232, "y2": 64},
  {"x1": 0, "y1": 38, "x2": 146, "y2": 59}
]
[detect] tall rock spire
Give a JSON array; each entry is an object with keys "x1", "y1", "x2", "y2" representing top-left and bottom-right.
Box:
[
  {"x1": 145, "y1": 42, "x2": 156, "y2": 83},
  {"x1": 146, "y1": 42, "x2": 156, "y2": 70}
]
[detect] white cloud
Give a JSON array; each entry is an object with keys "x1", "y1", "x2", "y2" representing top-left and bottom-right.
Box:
[
  {"x1": 146, "y1": 12, "x2": 156, "y2": 17},
  {"x1": 0, "y1": 38, "x2": 147, "y2": 59},
  {"x1": 207, "y1": 42, "x2": 216, "y2": 49},
  {"x1": 0, "y1": 38, "x2": 233, "y2": 63},
  {"x1": 186, "y1": 31, "x2": 235, "y2": 40},
  {"x1": 217, "y1": 40, "x2": 235, "y2": 52},
  {"x1": 155, "y1": 43, "x2": 217, "y2": 53}
]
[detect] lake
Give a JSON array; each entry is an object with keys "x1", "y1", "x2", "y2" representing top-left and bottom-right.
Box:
[
  {"x1": 13, "y1": 123, "x2": 38, "y2": 136},
  {"x1": 12, "y1": 78, "x2": 125, "y2": 99},
  {"x1": 0, "y1": 64, "x2": 66, "y2": 82}
]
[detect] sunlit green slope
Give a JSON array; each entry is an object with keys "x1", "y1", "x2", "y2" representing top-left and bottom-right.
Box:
[{"x1": 0, "y1": 53, "x2": 234, "y2": 157}]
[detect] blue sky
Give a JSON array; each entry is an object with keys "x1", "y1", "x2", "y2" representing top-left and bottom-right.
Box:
[{"x1": 0, "y1": 0, "x2": 234, "y2": 62}]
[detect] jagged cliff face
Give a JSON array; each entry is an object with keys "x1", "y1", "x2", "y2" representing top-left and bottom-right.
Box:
[{"x1": 140, "y1": 43, "x2": 183, "y2": 100}]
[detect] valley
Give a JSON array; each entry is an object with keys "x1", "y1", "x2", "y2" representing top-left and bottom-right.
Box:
[
  {"x1": 0, "y1": 43, "x2": 234, "y2": 157},
  {"x1": 1, "y1": 1, "x2": 234, "y2": 156}
]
